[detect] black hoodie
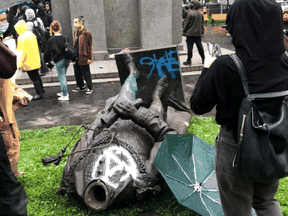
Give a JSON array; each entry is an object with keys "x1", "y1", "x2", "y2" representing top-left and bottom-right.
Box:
[{"x1": 190, "y1": 0, "x2": 288, "y2": 137}]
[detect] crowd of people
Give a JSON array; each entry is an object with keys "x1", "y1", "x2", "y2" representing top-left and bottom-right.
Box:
[{"x1": 1, "y1": 0, "x2": 94, "y2": 102}]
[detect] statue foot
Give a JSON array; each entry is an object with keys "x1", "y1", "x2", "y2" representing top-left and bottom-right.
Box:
[
  {"x1": 123, "y1": 53, "x2": 140, "y2": 79},
  {"x1": 152, "y1": 75, "x2": 169, "y2": 100}
]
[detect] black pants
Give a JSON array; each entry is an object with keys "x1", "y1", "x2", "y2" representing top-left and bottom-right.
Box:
[
  {"x1": 27, "y1": 69, "x2": 44, "y2": 94},
  {"x1": 186, "y1": 36, "x2": 205, "y2": 62},
  {"x1": 215, "y1": 127, "x2": 282, "y2": 216},
  {"x1": 0, "y1": 134, "x2": 28, "y2": 216},
  {"x1": 73, "y1": 62, "x2": 93, "y2": 90},
  {"x1": 26, "y1": 69, "x2": 41, "y2": 82}
]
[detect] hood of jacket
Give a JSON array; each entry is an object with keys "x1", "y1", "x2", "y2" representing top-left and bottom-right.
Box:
[
  {"x1": 14, "y1": 20, "x2": 28, "y2": 36},
  {"x1": 25, "y1": 8, "x2": 36, "y2": 21},
  {"x1": 226, "y1": 0, "x2": 285, "y2": 61},
  {"x1": 192, "y1": 0, "x2": 200, "y2": 10}
]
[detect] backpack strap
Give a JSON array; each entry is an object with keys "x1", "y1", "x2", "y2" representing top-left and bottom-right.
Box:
[
  {"x1": 230, "y1": 53, "x2": 288, "y2": 99},
  {"x1": 249, "y1": 90, "x2": 288, "y2": 100},
  {"x1": 229, "y1": 53, "x2": 250, "y2": 96}
]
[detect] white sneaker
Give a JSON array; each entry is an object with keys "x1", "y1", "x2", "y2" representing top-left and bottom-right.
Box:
[
  {"x1": 58, "y1": 95, "x2": 69, "y2": 101},
  {"x1": 86, "y1": 89, "x2": 93, "y2": 95},
  {"x1": 57, "y1": 92, "x2": 69, "y2": 97}
]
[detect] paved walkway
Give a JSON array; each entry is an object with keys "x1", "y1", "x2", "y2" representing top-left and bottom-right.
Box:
[{"x1": 14, "y1": 23, "x2": 234, "y2": 130}]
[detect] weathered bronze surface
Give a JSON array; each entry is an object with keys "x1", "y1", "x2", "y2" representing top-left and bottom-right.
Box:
[{"x1": 57, "y1": 50, "x2": 192, "y2": 212}]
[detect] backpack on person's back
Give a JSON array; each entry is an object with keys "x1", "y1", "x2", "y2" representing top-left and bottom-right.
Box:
[
  {"x1": 230, "y1": 53, "x2": 288, "y2": 182},
  {"x1": 29, "y1": 17, "x2": 47, "y2": 49}
]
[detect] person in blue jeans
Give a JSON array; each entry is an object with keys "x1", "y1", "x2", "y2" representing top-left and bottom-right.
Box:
[{"x1": 44, "y1": 20, "x2": 70, "y2": 101}]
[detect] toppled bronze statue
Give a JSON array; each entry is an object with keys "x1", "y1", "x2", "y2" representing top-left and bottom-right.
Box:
[{"x1": 47, "y1": 53, "x2": 191, "y2": 212}]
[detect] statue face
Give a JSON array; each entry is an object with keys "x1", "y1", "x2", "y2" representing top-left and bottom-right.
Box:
[{"x1": 83, "y1": 143, "x2": 145, "y2": 211}]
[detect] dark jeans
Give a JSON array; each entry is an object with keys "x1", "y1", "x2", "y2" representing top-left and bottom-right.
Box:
[
  {"x1": 26, "y1": 69, "x2": 41, "y2": 82},
  {"x1": 186, "y1": 36, "x2": 205, "y2": 62},
  {"x1": 73, "y1": 62, "x2": 93, "y2": 90},
  {"x1": 0, "y1": 133, "x2": 27, "y2": 216},
  {"x1": 27, "y1": 69, "x2": 44, "y2": 95},
  {"x1": 215, "y1": 127, "x2": 282, "y2": 216}
]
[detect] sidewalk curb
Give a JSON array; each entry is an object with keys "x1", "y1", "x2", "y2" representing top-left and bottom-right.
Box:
[
  {"x1": 18, "y1": 71, "x2": 202, "y2": 89},
  {"x1": 16, "y1": 65, "x2": 203, "y2": 85}
]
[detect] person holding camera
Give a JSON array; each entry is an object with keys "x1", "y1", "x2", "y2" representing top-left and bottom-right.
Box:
[{"x1": 44, "y1": 20, "x2": 70, "y2": 101}]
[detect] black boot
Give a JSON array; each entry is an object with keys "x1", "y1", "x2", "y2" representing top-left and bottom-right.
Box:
[
  {"x1": 32, "y1": 80, "x2": 43, "y2": 100},
  {"x1": 183, "y1": 61, "x2": 191, "y2": 66}
]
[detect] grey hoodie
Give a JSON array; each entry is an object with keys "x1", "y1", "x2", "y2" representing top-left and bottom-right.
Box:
[
  {"x1": 25, "y1": 9, "x2": 45, "y2": 33},
  {"x1": 183, "y1": 0, "x2": 204, "y2": 37}
]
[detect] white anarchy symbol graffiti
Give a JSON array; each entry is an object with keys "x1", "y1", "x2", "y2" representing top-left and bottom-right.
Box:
[{"x1": 92, "y1": 146, "x2": 140, "y2": 188}]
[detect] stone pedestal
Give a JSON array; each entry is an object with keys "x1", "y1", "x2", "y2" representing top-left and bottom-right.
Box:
[
  {"x1": 51, "y1": 0, "x2": 182, "y2": 60},
  {"x1": 69, "y1": 0, "x2": 108, "y2": 61},
  {"x1": 139, "y1": 0, "x2": 173, "y2": 49},
  {"x1": 50, "y1": 0, "x2": 73, "y2": 42},
  {"x1": 172, "y1": 0, "x2": 182, "y2": 45}
]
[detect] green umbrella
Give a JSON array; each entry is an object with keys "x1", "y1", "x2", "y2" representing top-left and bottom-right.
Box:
[{"x1": 154, "y1": 134, "x2": 257, "y2": 216}]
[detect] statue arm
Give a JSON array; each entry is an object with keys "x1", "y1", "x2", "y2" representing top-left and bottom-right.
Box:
[{"x1": 131, "y1": 107, "x2": 177, "y2": 142}]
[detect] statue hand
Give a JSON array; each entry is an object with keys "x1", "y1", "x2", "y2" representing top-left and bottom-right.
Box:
[{"x1": 113, "y1": 99, "x2": 137, "y2": 119}]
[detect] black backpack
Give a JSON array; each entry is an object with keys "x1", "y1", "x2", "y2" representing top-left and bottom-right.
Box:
[
  {"x1": 30, "y1": 18, "x2": 47, "y2": 48},
  {"x1": 230, "y1": 53, "x2": 288, "y2": 182},
  {"x1": 64, "y1": 36, "x2": 76, "y2": 61}
]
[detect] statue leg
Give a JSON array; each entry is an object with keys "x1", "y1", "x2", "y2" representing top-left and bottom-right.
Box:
[
  {"x1": 117, "y1": 53, "x2": 140, "y2": 102},
  {"x1": 100, "y1": 53, "x2": 141, "y2": 127},
  {"x1": 148, "y1": 75, "x2": 169, "y2": 120}
]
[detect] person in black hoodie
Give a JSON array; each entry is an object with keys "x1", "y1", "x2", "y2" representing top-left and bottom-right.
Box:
[
  {"x1": 182, "y1": 0, "x2": 205, "y2": 66},
  {"x1": 190, "y1": 0, "x2": 286, "y2": 215}
]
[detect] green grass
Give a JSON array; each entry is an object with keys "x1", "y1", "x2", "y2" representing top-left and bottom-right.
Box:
[{"x1": 17, "y1": 117, "x2": 288, "y2": 215}]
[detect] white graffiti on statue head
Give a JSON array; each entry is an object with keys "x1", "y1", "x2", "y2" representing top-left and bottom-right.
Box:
[
  {"x1": 139, "y1": 50, "x2": 179, "y2": 79},
  {"x1": 92, "y1": 145, "x2": 140, "y2": 188}
]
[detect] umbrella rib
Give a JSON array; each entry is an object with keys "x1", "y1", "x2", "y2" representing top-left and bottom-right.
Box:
[
  {"x1": 202, "y1": 171, "x2": 215, "y2": 185},
  {"x1": 165, "y1": 174, "x2": 194, "y2": 187},
  {"x1": 172, "y1": 154, "x2": 194, "y2": 184},
  {"x1": 200, "y1": 192, "x2": 213, "y2": 216},
  {"x1": 202, "y1": 192, "x2": 222, "y2": 205},
  {"x1": 180, "y1": 190, "x2": 197, "y2": 203},
  {"x1": 192, "y1": 154, "x2": 198, "y2": 183}
]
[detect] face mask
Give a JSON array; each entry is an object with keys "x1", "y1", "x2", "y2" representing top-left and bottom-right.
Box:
[
  {"x1": 74, "y1": 20, "x2": 81, "y2": 28},
  {"x1": 0, "y1": 23, "x2": 9, "y2": 35}
]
